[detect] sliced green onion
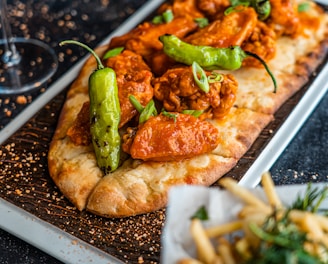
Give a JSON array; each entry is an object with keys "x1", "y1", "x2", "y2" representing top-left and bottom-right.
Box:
[
  {"x1": 152, "y1": 15, "x2": 163, "y2": 24},
  {"x1": 192, "y1": 61, "x2": 209, "y2": 93},
  {"x1": 208, "y1": 71, "x2": 223, "y2": 83},
  {"x1": 298, "y1": 2, "x2": 310, "y2": 12},
  {"x1": 139, "y1": 100, "x2": 157, "y2": 123},
  {"x1": 162, "y1": 10, "x2": 174, "y2": 23},
  {"x1": 182, "y1": 109, "x2": 204, "y2": 118},
  {"x1": 224, "y1": 3, "x2": 249, "y2": 15},
  {"x1": 129, "y1": 95, "x2": 157, "y2": 124},
  {"x1": 230, "y1": 0, "x2": 245, "y2": 6},
  {"x1": 254, "y1": 0, "x2": 271, "y2": 20},
  {"x1": 129, "y1": 95, "x2": 144, "y2": 113},
  {"x1": 152, "y1": 10, "x2": 174, "y2": 24},
  {"x1": 194, "y1": 17, "x2": 209, "y2": 28},
  {"x1": 161, "y1": 109, "x2": 177, "y2": 122},
  {"x1": 103, "y1": 47, "x2": 124, "y2": 60}
]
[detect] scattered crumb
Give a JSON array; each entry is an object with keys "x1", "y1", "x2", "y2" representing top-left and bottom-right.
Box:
[
  {"x1": 16, "y1": 96, "x2": 28, "y2": 105},
  {"x1": 5, "y1": 109, "x2": 12, "y2": 117}
]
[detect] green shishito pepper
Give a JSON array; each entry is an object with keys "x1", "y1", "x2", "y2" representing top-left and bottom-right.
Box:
[
  {"x1": 159, "y1": 34, "x2": 277, "y2": 93},
  {"x1": 59, "y1": 40, "x2": 121, "y2": 174}
]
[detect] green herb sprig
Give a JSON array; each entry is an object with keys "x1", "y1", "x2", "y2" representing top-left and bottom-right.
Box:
[{"x1": 247, "y1": 183, "x2": 328, "y2": 263}]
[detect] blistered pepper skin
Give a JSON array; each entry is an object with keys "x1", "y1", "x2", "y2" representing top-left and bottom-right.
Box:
[
  {"x1": 60, "y1": 40, "x2": 122, "y2": 174},
  {"x1": 160, "y1": 34, "x2": 247, "y2": 71},
  {"x1": 89, "y1": 67, "x2": 121, "y2": 174}
]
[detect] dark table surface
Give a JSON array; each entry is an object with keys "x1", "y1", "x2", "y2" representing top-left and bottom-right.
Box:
[{"x1": 0, "y1": 0, "x2": 327, "y2": 263}]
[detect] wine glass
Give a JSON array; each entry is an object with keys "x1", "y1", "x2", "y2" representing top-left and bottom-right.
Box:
[{"x1": 0, "y1": 0, "x2": 58, "y2": 94}]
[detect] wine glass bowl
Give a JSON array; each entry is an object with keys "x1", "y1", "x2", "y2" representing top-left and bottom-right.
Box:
[
  {"x1": 0, "y1": 37, "x2": 58, "y2": 94},
  {"x1": 0, "y1": 0, "x2": 58, "y2": 94}
]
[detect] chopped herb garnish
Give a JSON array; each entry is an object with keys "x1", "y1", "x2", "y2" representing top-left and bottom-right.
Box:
[
  {"x1": 191, "y1": 205, "x2": 209, "y2": 220},
  {"x1": 182, "y1": 109, "x2": 204, "y2": 118},
  {"x1": 248, "y1": 218, "x2": 321, "y2": 263},
  {"x1": 224, "y1": 4, "x2": 249, "y2": 15},
  {"x1": 298, "y1": 2, "x2": 310, "y2": 12},
  {"x1": 152, "y1": 15, "x2": 163, "y2": 24},
  {"x1": 162, "y1": 10, "x2": 174, "y2": 23},
  {"x1": 291, "y1": 183, "x2": 328, "y2": 213},
  {"x1": 230, "y1": 0, "x2": 249, "y2": 6},
  {"x1": 152, "y1": 9, "x2": 174, "y2": 24},
  {"x1": 208, "y1": 71, "x2": 223, "y2": 83},
  {"x1": 227, "y1": 0, "x2": 271, "y2": 20},
  {"x1": 139, "y1": 100, "x2": 157, "y2": 124},
  {"x1": 103, "y1": 47, "x2": 124, "y2": 60},
  {"x1": 194, "y1": 17, "x2": 209, "y2": 28},
  {"x1": 192, "y1": 61, "x2": 209, "y2": 93},
  {"x1": 129, "y1": 95, "x2": 144, "y2": 113},
  {"x1": 129, "y1": 95, "x2": 157, "y2": 123},
  {"x1": 161, "y1": 109, "x2": 177, "y2": 122}
]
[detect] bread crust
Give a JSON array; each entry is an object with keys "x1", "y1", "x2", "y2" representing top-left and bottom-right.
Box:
[{"x1": 86, "y1": 155, "x2": 237, "y2": 217}]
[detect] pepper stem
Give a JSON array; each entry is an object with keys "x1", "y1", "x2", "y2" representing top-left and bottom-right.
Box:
[
  {"x1": 245, "y1": 51, "x2": 277, "y2": 93},
  {"x1": 59, "y1": 40, "x2": 104, "y2": 70}
]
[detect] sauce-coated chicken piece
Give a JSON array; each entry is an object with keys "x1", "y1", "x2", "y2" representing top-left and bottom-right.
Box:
[
  {"x1": 269, "y1": 0, "x2": 300, "y2": 36},
  {"x1": 153, "y1": 66, "x2": 238, "y2": 119},
  {"x1": 242, "y1": 20, "x2": 277, "y2": 67},
  {"x1": 105, "y1": 50, "x2": 154, "y2": 128},
  {"x1": 197, "y1": 0, "x2": 230, "y2": 19},
  {"x1": 67, "y1": 102, "x2": 92, "y2": 146},
  {"x1": 109, "y1": 18, "x2": 198, "y2": 58},
  {"x1": 184, "y1": 7, "x2": 258, "y2": 48},
  {"x1": 158, "y1": 0, "x2": 204, "y2": 19},
  {"x1": 146, "y1": 51, "x2": 177, "y2": 77},
  {"x1": 123, "y1": 113, "x2": 220, "y2": 161}
]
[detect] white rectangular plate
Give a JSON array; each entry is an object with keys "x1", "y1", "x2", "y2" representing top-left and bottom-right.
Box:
[{"x1": 0, "y1": 0, "x2": 327, "y2": 262}]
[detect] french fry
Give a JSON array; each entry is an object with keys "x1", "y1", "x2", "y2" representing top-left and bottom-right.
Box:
[
  {"x1": 177, "y1": 258, "x2": 204, "y2": 264},
  {"x1": 205, "y1": 220, "x2": 243, "y2": 238},
  {"x1": 184, "y1": 174, "x2": 328, "y2": 264},
  {"x1": 219, "y1": 178, "x2": 271, "y2": 214},
  {"x1": 212, "y1": 255, "x2": 224, "y2": 264},
  {"x1": 290, "y1": 209, "x2": 328, "y2": 246},
  {"x1": 235, "y1": 237, "x2": 252, "y2": 260},
  {"x1": 261, "y1": 172, "x2": 283, "y2": 209},
  {"x1": 290, "y1": 210, "x2": 328, "y2": 233},
  {"x1": 313, "y1": 214, "x2": 328, "y2": 232},
  {"x1": 217, "y1": 238, "x2": 236, "y2": 264},
  {"x1": 242, "y1": 219, "x2": 261, "y2": 249},
  {"x1": 288, "y1": 209, "x2": 306, "y2": 223},
  {"x1": 238, "y1": 205, "x2": 271, "y2": 219},
  {"x1": 190, "y1": 219, "x2": 217, "y2": 264},
  {"x1": 300, "y1": 213, "x2": 328, "y2": 248}
]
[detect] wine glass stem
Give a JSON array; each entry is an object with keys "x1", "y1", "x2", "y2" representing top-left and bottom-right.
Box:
[{"x1": 0, "y1": 0, "x2": 21, "y2": 66}]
